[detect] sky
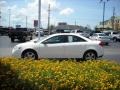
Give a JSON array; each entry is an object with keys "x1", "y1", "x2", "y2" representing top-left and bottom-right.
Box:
[{"x1": 0, "y1": 0, "x2": 120, "y2": 29}]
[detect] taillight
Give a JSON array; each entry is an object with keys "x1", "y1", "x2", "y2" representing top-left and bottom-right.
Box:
[{"x1": 99, "y1": 41, "x2": 104, "y2": 47}]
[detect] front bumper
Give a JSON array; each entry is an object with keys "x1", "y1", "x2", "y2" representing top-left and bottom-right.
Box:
[{"x1": 12, "y1": 49, "x2": 21, "y2": 58}]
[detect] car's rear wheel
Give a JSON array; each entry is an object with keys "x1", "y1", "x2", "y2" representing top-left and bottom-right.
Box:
[
  {"x1": 22, "y1": 50, "x2": 38, "y2": 60},
  {"x1": 113, "y1": 37, "x2": 117, "y2": 42},
  {"x1": 83, "y1": 51, "x2": 97, "y2": 61},
  {"x1": 106, "y1": 42, "x2": 109, "y2": 46}
]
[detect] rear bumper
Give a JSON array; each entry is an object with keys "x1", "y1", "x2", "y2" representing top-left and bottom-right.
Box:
[{"x1": 98, "y1": 55, "x2": 103, "y2": 58}]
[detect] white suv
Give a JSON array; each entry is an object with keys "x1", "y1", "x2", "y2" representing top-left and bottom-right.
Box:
[{"x1": 103, "y1": 30, "x2": 120, "y2": 42}]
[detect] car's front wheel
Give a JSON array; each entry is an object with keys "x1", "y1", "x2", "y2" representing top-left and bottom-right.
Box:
[
  {"x1": 22, "y1": 50, "x2": 38, "y2": 60},
  {"x1": 83, "y1": 51, "x2": 97, "y2": 61}
]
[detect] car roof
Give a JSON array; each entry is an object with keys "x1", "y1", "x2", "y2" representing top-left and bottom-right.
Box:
[
  {"x1": 95, "y1": 33, "x2": 105, "y2": 34},
  {"x1": 39, "y1": 33, "x2": 91, "y2": 42},
  {"x1": 103, "y1": 30, "x2": 118, "y2": 32},
  {"x1": 49, "y1": 33, "x2": 86, "y2": 38}
]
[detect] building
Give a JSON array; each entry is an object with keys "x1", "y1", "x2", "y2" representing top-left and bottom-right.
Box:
[
  {"x1": 54, "y1": 22, "x2": 90, "y2": 33},
  {"x1": 96, "y1": 16, "x2": 120, "y2": 31}
]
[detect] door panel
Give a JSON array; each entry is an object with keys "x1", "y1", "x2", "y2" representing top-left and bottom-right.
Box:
[
  {"x1": 38, "y1": 43, "x2": 65, "y2": 58},
  {"x1": 64, "y1": 35, "x2": 87, "y2": 58},
  {"x1": 64, "y1": 42, "x2": 86, "y2": 58}
]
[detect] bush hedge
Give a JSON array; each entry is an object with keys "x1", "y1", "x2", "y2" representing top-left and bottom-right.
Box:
[{"x1": 0, "y1": 57, "x2": 120, "y2": 90}]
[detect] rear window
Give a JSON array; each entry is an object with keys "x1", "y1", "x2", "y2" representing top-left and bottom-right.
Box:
[{"x1": 99, "y1": 33, "x2": 106, "y2": 36}]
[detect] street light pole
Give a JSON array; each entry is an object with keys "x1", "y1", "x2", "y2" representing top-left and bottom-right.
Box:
[
  {"x1": 8, "y1": 9, "x2": 11, "y2": 27},
  {"x1": 38, "y1": 0, "x2": 41, "y2": 39}
]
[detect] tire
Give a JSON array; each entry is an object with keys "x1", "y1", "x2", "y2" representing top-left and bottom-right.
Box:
[
  {"x1": 19, "y1": 38, "x2": 26, "y2": 42},
  {"x1": 11, "y1": 38, "x2": 14, "y2": 42},
  {"x1": 30, "y1": 36, "x2": 32, "y2": 40},
  {"x1": 113, "y1": 37, "x2": 117, "y2": 42},
  {"x1": 83, "y1": 51, "x2": 97, "y2": 61},
  {"x1": 22, "y1": 50, "x2": 38, "y2": 60}
]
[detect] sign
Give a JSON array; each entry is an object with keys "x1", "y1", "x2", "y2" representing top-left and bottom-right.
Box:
[
  {"x1": 16, "y1": 25, "x2": 21, "y2": 28},
  {"x1": 34, "y1": 20, "x2": 38, "y2": 27}
]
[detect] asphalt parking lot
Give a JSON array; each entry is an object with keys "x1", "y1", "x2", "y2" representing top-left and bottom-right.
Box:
[{"x1": 0, "y1": 36, "x2": 120, "y2": 62}]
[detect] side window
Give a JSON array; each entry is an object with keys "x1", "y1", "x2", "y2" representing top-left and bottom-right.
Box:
[
  {"x1": 68, "y1": 35, "x2": 86, "y2": 42},
  {"x1": 93, "y1": 34, "x2": 97, "y2": 36},
  {"x1": 72, "y1": 36, "x2": 86, "y2": 42},
  {"x1": 71, "y1": 30, "x2": 75, "y2": 33},
  {"x1": 42, "y1": 35, "x2": 68, "y2": 44},
  {"x1": 105, "y1": 32, "x2": 110, "y2": 36}
]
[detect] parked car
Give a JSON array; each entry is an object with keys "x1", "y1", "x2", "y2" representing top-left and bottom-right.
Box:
[
  {"x1": 8, "y1": 28, "x2": 33, "y2": 42},
  {"x1": 35, "y1": 30, "x2": 44, "y2": 36},
  {"x1": 12, "y1": 33, "x2": 104, "y2": 60},
  {"x1": 56, "y1": 29, "x2": 71, "y2": 33},
  {"x1": 0, "y1": 27, "x2": 10, "y2": 36},
  {"x1": 71, "y1": 29, "x2": 90, "y2": 38},
  {"x1": 103, "y1": 30, "x2": 120, "y2": 42},
  {"x1": 89, "y1": 33, "x2": 111, "y2": 45}
]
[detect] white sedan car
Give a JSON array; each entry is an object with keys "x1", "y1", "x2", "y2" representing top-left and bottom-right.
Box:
[{"x1": 12, "y1": 33, "x2": 104, "y2": 60}]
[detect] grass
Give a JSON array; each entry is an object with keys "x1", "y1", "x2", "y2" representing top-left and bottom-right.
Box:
[{"x1": 0, "y1": 57, "x2": 120, "y2": 90}]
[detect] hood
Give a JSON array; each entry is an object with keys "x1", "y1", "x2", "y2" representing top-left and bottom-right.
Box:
[{"x1": 15, "y1": 40, "x2": 36, "y2": 48}]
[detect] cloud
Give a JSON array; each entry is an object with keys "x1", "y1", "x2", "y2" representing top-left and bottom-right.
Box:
[
  {"x1": 1, "y1": 0, "x2": 59, "y2": 28},
  {"x1": 0, "y1": 0, "x2": 7, "y2": 6},
  {"x1": 60, "y1": 8, "x2": 74, "y2": 16}
]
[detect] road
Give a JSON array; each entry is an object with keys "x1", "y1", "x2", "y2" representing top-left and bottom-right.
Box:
[
  {"x1": 103, "y1": 42, "x2": 120, "y2": 62},
  {"x1": 0, "y1": 36, "x2": 120, "y2": 62}
]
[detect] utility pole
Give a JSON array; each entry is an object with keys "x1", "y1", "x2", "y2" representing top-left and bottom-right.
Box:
[
  {"x1": 8, "y1": 9, "x2": 11, "y2": 28},
  {"x1": 102, "y1": 2, "x2": 105, "y2": 30},
  {"x1": 38, "y1": 0, "x2": 41, "y2": 39},
  {"x1": 100, "y1": 0, "x2": 110, "y2": 31},
  {"x1": 26, "y1": 16, "x2": 27, "y2": 28},
  {"x1": 75, "y1": 20, "x2": 77, "y2": 26},
  {"x1": 48, "y1": 4, "x2": 51, "y2": 35},
  {"x1": 112, "y1": 7, "x2": 115, "y2": 30},
  {"x1": 0, "y1": 8, "x2": 1, "y2": 26}
]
